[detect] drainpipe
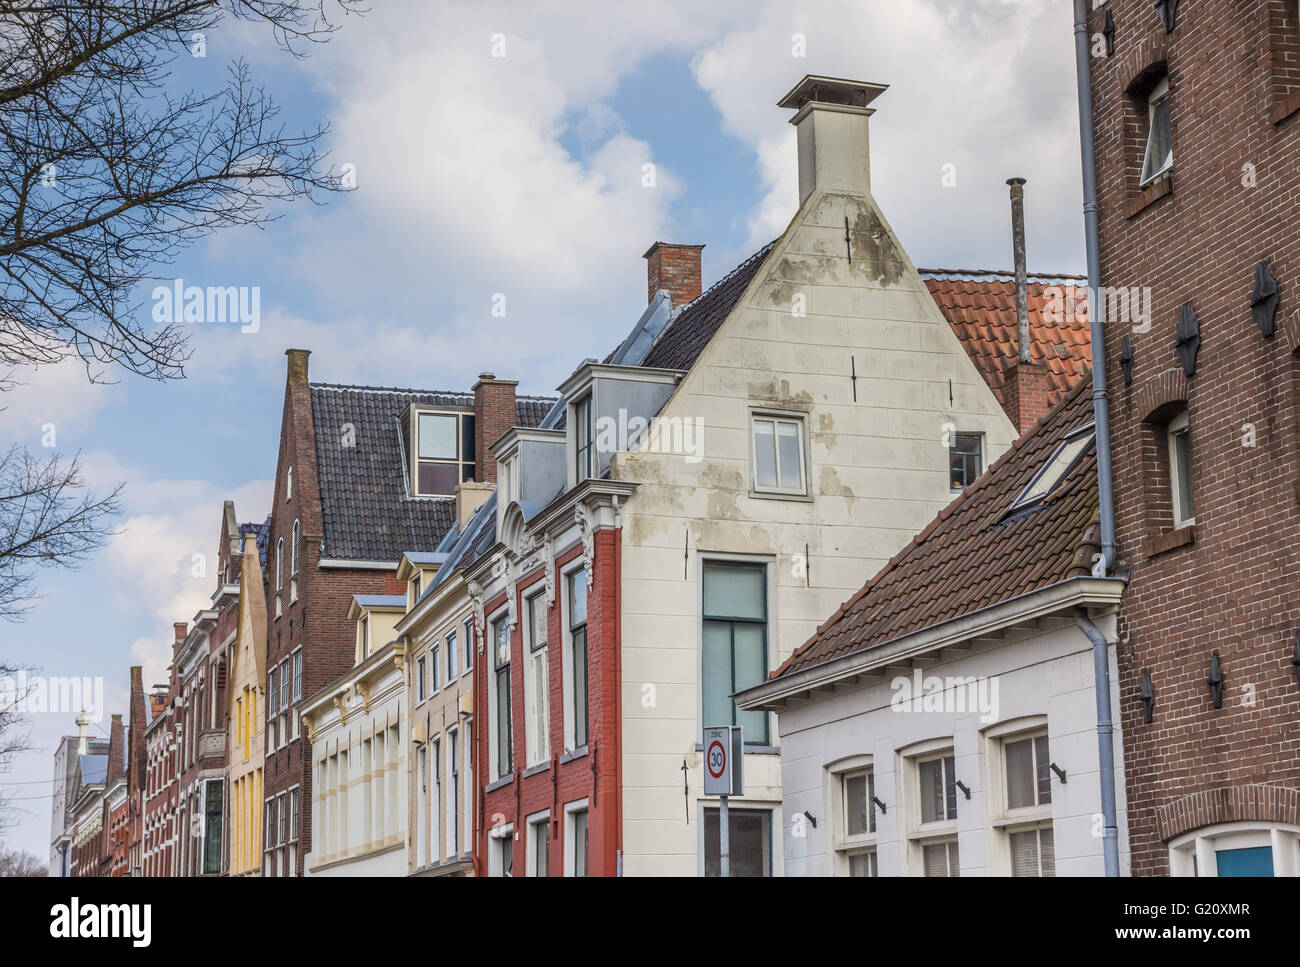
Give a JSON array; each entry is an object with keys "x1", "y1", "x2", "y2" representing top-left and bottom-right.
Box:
[
  {"x1": 1073, "y1": 0, "x2": 1118, "y2": 574},
  {"x1": 1074, "y1": 0, "x2": 1122, "y2": 878},
  {"x1": 1074, "y1": 607, "x2": 1121, "y2": 877}
]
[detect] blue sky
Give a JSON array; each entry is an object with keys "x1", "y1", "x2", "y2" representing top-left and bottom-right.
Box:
[{"x1": 0, "y1": 0, "x2": 1084, "y2": 859}]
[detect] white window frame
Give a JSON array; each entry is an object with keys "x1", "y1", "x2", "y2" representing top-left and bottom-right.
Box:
[
  {"x1": 560, "y1": 561, "x2": 587, "y2": 753},
  {"x1": 416, "y1": 655, "x2": 427, "y2": 703},
  {"x1": 463, "y1": 617, "x2": 474, "y2": 675},
  {"x1": 358, "y1": 613, "x2": 370, "y2": 661},
  {"x1": 1169, "y1": 822, "x2": 1300, "y2": 877},
  {"x1": 523, "y1": 590, "x2": 550, "y2": 767},
  {"x1": 487, "y1": 607, "x2": 512, "y2": 781},
  {"x1": 900, "y1": 738, "x2": 961, "y2": 877},
  {"x1": 1168, "y1": 411, "x2": 1195, "y2": 528},
  {"x1": 984, "y1": 717, "x2": 1055, "y2": 877},
  {"x1": 290, "y1": 519, "x2": 300, "y2": 574},
  {"x1": 411, "y1": 408, "x2": 476, "y2": 498},
  {"x1": 446, "y1": 726, "x2": 459, "y2": 859},
  {"x1": 1141, "y1": 76, "x2": 1173, "y2": 186},
  {"x1": 563, "y1": 798, "x2": 590, "y2": 877},
  {"x1": 748, "y1": 409, "x2": 810, "y2": 498},
  {"x1": 827, "y1": 755, "x2": 877, "y2": 876},
  {"x1": 698, "y1": 554, "x2": 775, "y2": 748},
  {"x1": 445, "y1": 630, "x2": 458, "y2": 685},
  {"x1": 430, "y1": 643, "x2": 441, "y2": 694},
  {"x1": 571, "y1": 393, "x2": 594, "y2": 486},
  {"x1": 524, "y1": 808, "x2": 550, "y2": 877}
]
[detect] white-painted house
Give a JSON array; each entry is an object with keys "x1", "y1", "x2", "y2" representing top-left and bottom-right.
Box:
[{"x1": 737, "y1": 378, "x2": 1130, "y2": 876}]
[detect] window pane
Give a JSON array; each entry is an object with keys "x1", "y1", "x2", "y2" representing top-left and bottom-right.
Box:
[
  {"x1": 1144, "y1": 95, "x2": 1171, "y2": 180},
  {"x1": 1011, "y1": 829, "x2": 1040, "y2": 877},
  {"x1": 944, "y1": 756, "x2": 957, "y2": 820},
  {"x1": 569, "y1": 573, "x2": 587, "y2": 627},
  {"x1": 1005, "y1": 737, "x2": 1036, "y2": 810},
  {"x1": 529, "y1": 595, "x2": 547, "y2": 651},
  {"x1": 701, "y1": 621, "x2": 733, "y2": 729},
  {"x1": 704, "y1": 808, "x2": 769, "y2": 877},
  {"x1": 1174, "y1": 429, "x2": 1194, "y2": 521},
  {"x1": 417, "y1": 461, "x2": 458, "y2": 495},
  {"x1": 1040, "y1": 827, "x2": 1055, "y2": 877},
  {"x1": 923, "y1": 841, "x2": 958, "y2": 877},
  {"x1": 496, "y1": 667, "x2": 512, "y2": 775},
  {"x1": 733, "y1": 623, "x2": 768, "y2": 744},
  {"x1": 845, "y1": 774, "x2": 869, "y2": 837},
  {"x1": 950, "y1": 434, "x2": 982, "y2": 490},
  {"x1": 1215, "y1": 846, "x2": 1274, "y2": 877},
  {"x1": 919, "y1": 759, "x2": 944, "y2": 824},
  {"x1": 776, "y1": 421, "x2": 802, "y2": 489},
  {"x1": 1035, "y1": 735, "x2": 1052, "y2": 806},
  {"x1": 460, "y1": 415, "x2": 476, "y2": 462},
  {"x1": 753, "y1": 419, "x2": 777, "y2": 489},
  {"x1": 573, "y1": 810, "x2": 588, "y2": 877},
  {"x1": 573, "y1": 626, "x2": 588, "y2": 747},
  {"x1": 848, "y1": 851, "x2": 877, "y2": 877},
  {"x1": 418, "y1": 413, "x2": 457, "y2": 459},
  {"x1": 703, "y1": 563, "x2": 764, "y2": 620}
]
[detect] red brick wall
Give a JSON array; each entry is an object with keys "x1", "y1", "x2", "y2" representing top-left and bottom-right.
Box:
[
  {"x1": 1004, "y1": 360, "x2": 1057, "y2": 436},
  {"x1": 644, "y1": 242, "x2": 704, "y2": 307},
  {"x1": 1088, "y1": 0, "x2": 1300, "y2": 875},
  {"x1": 476, "y1": 532, "x2": 621, "y2": 875}
]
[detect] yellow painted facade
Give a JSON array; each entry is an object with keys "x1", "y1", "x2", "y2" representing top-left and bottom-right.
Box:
[{"x1": 227, "y1": 532, "x2": 267, "y2": 875}]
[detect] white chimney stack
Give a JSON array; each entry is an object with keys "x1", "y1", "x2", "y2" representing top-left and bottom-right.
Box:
[{"x1": 778, "y1": 75, "x2": 889, "y2": 205}]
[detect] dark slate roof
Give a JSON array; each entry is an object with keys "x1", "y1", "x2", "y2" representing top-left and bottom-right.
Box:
[
  {"x1": 238, "y1": 515, "x2": 270, "y2": 567},
  {"x1": 771, "y1": 375, "x2": 1100, "y2": 680},
  {"x1": 310, "y1": 384, "x2": 554, "y2": 563},
  {"x1": 638, "y1": 242, "x2": 777, "y2": 371}
]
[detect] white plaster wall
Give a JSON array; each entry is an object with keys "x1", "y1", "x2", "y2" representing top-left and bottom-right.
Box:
[
  {"x1": 615, "y1": 180, "x2": 1019, "y2": 876},
  {"x1": 774, "y1": 617, "x2": 1130, "y2": 877}
]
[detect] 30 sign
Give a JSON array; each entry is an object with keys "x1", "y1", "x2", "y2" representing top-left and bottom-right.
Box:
[{"x1": 702, "y1": 725, "x2": 743, "y2": 796}]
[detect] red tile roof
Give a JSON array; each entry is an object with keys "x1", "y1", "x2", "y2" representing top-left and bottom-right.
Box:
[
  {"x1": 921, "y1": 271, "x2": 1092, "y2": 421},
  {"x1": 768, "y1": 375, "x2": 1101, "y2": 681}
]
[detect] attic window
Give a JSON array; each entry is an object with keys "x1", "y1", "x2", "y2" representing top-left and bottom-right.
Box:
[
  {"x1": 1010, "y1": 425, "x2": 1096, "y2": 511},
  {"x1": 412, "y1": 410, "x2": 476, "y2": 497}
]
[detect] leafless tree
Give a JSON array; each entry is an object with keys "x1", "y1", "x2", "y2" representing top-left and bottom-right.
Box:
[
  {"x1": 0, "y1": 846, "x2": 49, "y2": 875},
  {"x1": 0, "y1": 0, "x2": 362, "y2": 381},
  {"x1": 0, "y1": 657, "x2": 34, "y2": 833}
]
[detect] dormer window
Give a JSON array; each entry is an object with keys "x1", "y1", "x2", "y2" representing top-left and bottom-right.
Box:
[
  {"x1": 573, "y1": 395, "x2": 594, "y2": 482},
  {"x1": 412, "y1": 410, "x2": 476, "y2": 497}
]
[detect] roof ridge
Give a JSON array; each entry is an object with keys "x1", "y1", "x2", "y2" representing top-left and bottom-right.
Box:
[
  {"x1": 649, "y1": 240, "x2": 777, "y2": 342},
  {"x1": 310, "y1": 381, "x2": 556, "y2": 402},
  {"x1": 919, "y1": 268, "x2": 1087, "y2": 281}
]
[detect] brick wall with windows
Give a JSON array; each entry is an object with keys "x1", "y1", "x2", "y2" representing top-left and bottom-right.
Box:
[{"x1": 1088, "y1": 0, "x2": 1300, "y2": 875}]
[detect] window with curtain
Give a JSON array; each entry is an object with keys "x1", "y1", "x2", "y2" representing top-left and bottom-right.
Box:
[{"x1": 702, "y1": 561, "x2": 768, "y2": 745}]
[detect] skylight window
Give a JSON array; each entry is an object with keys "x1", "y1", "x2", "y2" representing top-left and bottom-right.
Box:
[{"x1": 1010, "y1": 425, "x2": 1095, "y2": 511}]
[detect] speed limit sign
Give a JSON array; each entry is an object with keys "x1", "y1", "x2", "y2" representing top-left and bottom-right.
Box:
[{"x1": 702, "y1": 726, "x2": 743, "y2": 796}]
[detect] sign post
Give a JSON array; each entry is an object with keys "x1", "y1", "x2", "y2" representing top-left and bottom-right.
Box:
[{"x1": 702, "y1": 725, "x2": 743, "y2": 877}]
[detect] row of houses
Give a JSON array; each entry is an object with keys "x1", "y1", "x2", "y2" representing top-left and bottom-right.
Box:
[{"x1": 50, "y1": 0, "x2": 1300, "y2": 879}]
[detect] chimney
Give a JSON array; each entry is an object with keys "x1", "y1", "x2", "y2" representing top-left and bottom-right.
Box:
[
  {"x1": 1002, "y1": 177, "x2": 1054, "y2": 436},
  {"x1": 149, "y1": 692, "x2": 167, "y2": 721},
  {"x1": 75, "y1": 707, "x2": 91, "y2": 756},
  {"x1": 778, "y1": 74, "x2": 889, "y2": 205},
  {"x1": 173, "y1": 621, "x2": 188, "y2": 656},
  {"x1": 285, "y1": 348, "x2": 310, "y2": 385},
  {"x1": 106, "y1": 713, "x2": 124, "y2": 782},
  {"x1": 455, "y1": 481, "x2": 494, "y2": 529},
  {"x1": 1007, "y1": 178, "x2": 1031, "y2": 364},
  {"x1": 644, "y1": 242, "x2": 704, "y2": 307},
  {"x1": 472, "y1": 373, "x2": 517, "y2": 484},
  {"x1": 128, "y1": 666, "x2": 146, "y2": 794}
]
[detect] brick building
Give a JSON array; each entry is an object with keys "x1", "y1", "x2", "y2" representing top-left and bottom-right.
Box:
[
  {"x1": 143, "y1": 630, "x2": 183, "y2": 877},
  {"x1": 262, "y1": 349, "x2": 551, "y2": 875},
  {"x1": 1085, "y1": 0, "x2": 1300, "y2": 875}
]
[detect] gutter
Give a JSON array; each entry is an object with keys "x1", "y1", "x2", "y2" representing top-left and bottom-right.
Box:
[
  {"x1": 1073, "y1": 0, "x2": 1118, "y2": 574},
  {"x1": 1074, "y1": 0, "x2": 1124, "y2": 878},
  {"x1": 736, "y1": 576, "x2": 1125, "y2": 710}
]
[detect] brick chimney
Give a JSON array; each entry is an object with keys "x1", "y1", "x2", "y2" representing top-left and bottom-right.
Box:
[
  {"x1": 285, "y1": 347, "x2": 310, "y2": 385},
  {"x1": 128, "y1": 666, "x2": 146, "y2": 794},
  {"x1": 644, "y1": 242, "x2": 704, "y2": 307},
  {"x1": 778, "y1": 74, "x2": 889, "y2": 205},
  {"x1": 106, "y1": 713, "x2": 124, "y2": 782},
  {"x1": 1004, "y1": 361, "x2": 1055, "y2": 436},
  {"x1": 472, "y1": 373, "x2": 517, "y2": 484}
]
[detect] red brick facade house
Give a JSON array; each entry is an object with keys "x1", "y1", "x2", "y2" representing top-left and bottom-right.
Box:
[
  {"x1": 262, "y1": 349, "x2": 551, "y2": 875},
  {"x1": 1086, "y1": 0, "x2": 1300, "y2": 875}
]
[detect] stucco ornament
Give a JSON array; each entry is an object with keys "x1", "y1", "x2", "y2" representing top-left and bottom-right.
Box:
[
  {"x1": 575, "y1": 503, "x2": 595, "y2": 588},
  {"x1": 543, "y1": 533, "x2": 556, "y2": 608},
  {"x1": 505, "y1": 555, "x2": 518, "y2": 630},
  {"x1": 467, "y1": 579, "x2": 486, "y2": 654}
]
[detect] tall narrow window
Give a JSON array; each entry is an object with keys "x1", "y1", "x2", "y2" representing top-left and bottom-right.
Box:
[
  {"x1": 464, "y1": 618, "x2": 474, "y2": 673},
  {"x1": 949, "y1": 433, "x2": 984, "y2": 491},
  {"x1": 574, "y1": 395, "x2": 594, "y2": 481},
  {"x1": 1141, "y1": 77, "x2": 1173, "y2": 185},
  {"x1": 701, "y1": 562, "x2": 768, "y2": 745},
  {"x1": 446, "y1": 631, "x2": 458, "y2": 683},
  {"x1": 704, "y1": 807, "x2": 772, "y2": 877},
  {"x1": 416, "y1": 656, "x2": 427, "y2": 702},
  {"x1": 292, "y1": 651, "x2": 302, "y2": 702},
  {"x1": 492, "y1": 615, "x2": 513, "y2": 779},
  {"x1": 751, "y1": 414, "x2": 807, "y2": 495},
  {"x1": 1168, "y1": 411, "x2": 1195, "y2": 527},
  {"x1": 914, "y1": 752, "x2": 960, "y2": 877},
  {"x1": 1002, "y1": 731, "x2": 1055, "y2": 877},
  {"x1": 430, "y1": 644, "x2": 440, "y2": 693},
  {"x1": 276, "y1": 538, "x2": 283, "y2": 590},
  {"x1": 525, "y1": 592, "x2": 550, "y2": 766},
  {"x1": 568, "y1": 573, "x2": 588, "y2": 749},
  {"x1": 290, "y1": 519, "x2": 299, "y2": 573},
  {"x1": 447, "y1": 729, "x2": 459, "y2": 857}
]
